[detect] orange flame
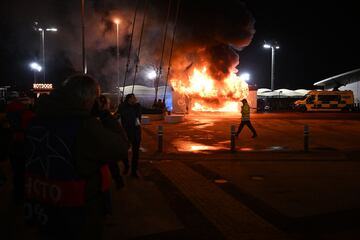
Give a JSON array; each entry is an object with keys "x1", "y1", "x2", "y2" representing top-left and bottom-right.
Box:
[{"x1": 171, "y1": 66, "x2": 249, "y2": 112}]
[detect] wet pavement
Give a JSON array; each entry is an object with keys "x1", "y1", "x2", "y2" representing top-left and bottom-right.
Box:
[
  {"x1": 1, "y1": 112, "x2": 360, "y2": 239},
  {"x1": 141, "y1": 112, "x2": 360, "y2": 155}
]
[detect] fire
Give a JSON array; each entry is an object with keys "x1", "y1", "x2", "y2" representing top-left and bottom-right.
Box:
[
  {"x1": 171, "y1": 66, "x2": 249, "y2": 112},
  {"x1": 192, "y1": 101, "x2": 239, "y2": 112}
]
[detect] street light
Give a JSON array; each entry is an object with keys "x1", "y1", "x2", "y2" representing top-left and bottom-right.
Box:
[
  {"x1": 147, "y1": 69, "x2": 157, "y2": 80},
  {"x1": 263, "y1": 41, "x2": 280, "y2": 91},
  {"x1": 34, "y1": 22, "x2": 58, "y2": 83},
  {"x1": 239, "y1": 72, "x2": 250, "y2": 82},
  {"x1": 29, "y1": 62, "x2": 42, "y2": 83},
  {"x1": 114, "y1": 19, "x2": 121, "y2": 105}
]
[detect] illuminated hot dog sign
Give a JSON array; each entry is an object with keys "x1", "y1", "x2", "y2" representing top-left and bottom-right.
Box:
[{"x1": 33, "y1": 83, "x2": 53, "y2": 90}]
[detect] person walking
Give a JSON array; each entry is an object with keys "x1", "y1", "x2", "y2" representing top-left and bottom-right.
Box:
[
  {"x1": 118, "y1": 93, "x2": 142, "y2": 178},
  {"x1": 24, "y1": 74, "x2": 129, "y2": 240},
  {"x1": 235, "y1": 98, "x2": 257, "y2": 138}
]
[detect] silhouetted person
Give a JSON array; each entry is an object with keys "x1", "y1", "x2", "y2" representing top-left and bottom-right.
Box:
[
  {"x1": 116, "y1": 97, "x2": 125, "y2": 119},
  {"x1": 0, "y1": 104, "x2": 11, "y2": 189},
  {"x1": 152, "y1": 99, "x2": 159, "y2": 109},
  {"x1": 158, "y1": 99, "x2": 166, "y2": 112},
  {"x1": 5, "y1": 96, "x2": 34, "y2": 203},
  {"x1": 24, "y1": 74, "x2": 129, "y2": 239},
  {"x1": 119, "y1": 93, "x2": 142, "y2": 178},
  {"x1": 235, "y1": 99, "x2": 257, "y2": 138},
  {"x1": 94, "y1": 95, "x2": 129, "y2": 189}
]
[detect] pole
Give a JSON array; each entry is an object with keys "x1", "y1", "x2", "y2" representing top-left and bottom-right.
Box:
[
  {"x1": 81, "y1": 0, "x2": 87, "y2": 74},
  {"x1": 41, "y1": 30, "x2": 45, "y2": 83},
  {"x1": 132, "y1": 0, "x2": 148, "y2": 94},
  {"x1": 158, "y1": 125, "x2": 163, "y2": 152},
  {"x1": 271, "y1": 47, "x2": 275, "y2": 91},
  {"x1": 163, "y1": 0, "x2": 181, "y2": 104},
  {"x1": 116, "y1": 22, "x2": 120, "y2": 105},
  {"x1": 122, "y1": 0, "x2": 139, "y2": 101},
  {"x1": 231, "y1": 125, "x2": 236, "y2": 152},
  {"x1": 33, "y1": 71, "x2": 36, "y2": 84},
  {"x1": 154, "y1": 0, "x2": 172, "y2": 105},
  {"x1": 304, "y1": 124, "x2": 309, "y2": 152}
]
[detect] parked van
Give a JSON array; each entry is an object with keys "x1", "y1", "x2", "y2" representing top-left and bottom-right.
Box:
[{"x1": 294, "y1": 90, "x2": 354, "y2": 112}]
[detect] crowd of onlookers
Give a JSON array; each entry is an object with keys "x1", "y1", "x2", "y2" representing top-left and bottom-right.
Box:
[{"x1": 0, "y1": 74, "x2": 147, "y2": 240}]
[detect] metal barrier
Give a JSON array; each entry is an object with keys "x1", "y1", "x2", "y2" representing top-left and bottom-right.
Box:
[
  {"x1": 231, "y1": 125, "x2": 236, "y2": 152},
  {"x1": 158, "y1": 125, "x2": 163, "y2": 152},
  {"x1": 304, "y1": 124, "x2": 309, "y2": 152}
]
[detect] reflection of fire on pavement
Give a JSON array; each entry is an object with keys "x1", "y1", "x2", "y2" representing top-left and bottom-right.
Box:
[{"x1": 174, "y1": 140, "x2": 227, "y2": 152}]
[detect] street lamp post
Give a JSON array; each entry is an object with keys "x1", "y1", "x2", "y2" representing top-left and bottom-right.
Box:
[
  {"x1": 114, "y1": 19, "x2": 120, "y2": 105},
  {"x1": 263, "y1": 41, "x2": 280, "y2": 91},
  {"x1": 34, "y1": 23, "x2": 57, "y2": 83},
  {"x1": 81, "y1": 0, "x2": 87, "y2": 74}
]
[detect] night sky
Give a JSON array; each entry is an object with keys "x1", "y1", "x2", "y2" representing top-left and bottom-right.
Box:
[
  {"x1": 1, "y1": 0, "x2": 359, "y2": 91},
  {"x1": 240, "y1": 0, "x2": 360, "y2": 89}
]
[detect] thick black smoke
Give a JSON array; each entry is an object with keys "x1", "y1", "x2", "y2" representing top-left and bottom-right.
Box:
[{"x1": 1, "y1": 0, "x2": 255, "y2": 91}]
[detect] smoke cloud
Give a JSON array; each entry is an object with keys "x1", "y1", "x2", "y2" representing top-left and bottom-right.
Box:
[
  {"x1": 172, "y1": 0, "x2": 255, "y2": 80},
  {"x1": 3, "y1": 0, "x2": 255, "y2": 92}
]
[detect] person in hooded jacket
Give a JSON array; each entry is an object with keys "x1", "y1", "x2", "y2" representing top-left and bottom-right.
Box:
[
  {"x1": 235, "y1": 98, "x2": 258, "y2": 138},
  {"x1": 24, "y1": 74, "x2": 129, "y2": 240},
  {"x1": 118, "y1": 93, "x2": 141, "y2": 178},
  {"x1": 92, "y1": 94, "x2": 129, "y2": 189},
  {"x1": 5, "y1": 95, "x2": 35, "y2": 203}
]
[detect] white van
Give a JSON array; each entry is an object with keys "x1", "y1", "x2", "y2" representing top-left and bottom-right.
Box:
[{"x1": 294, "y1": 90, "x2": 354, "y2": 112}]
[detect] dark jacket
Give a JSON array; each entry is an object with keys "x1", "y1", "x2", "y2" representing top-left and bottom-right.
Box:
[
  {"x1": 98, "y1": 109, "x2": 129, "y2": 148},
  {"x1": 30, "y1": 89, "x2": 129, "y2": 200},
  {"x1": 119, "y1": 102, "x2": 141, "y2": 143},
  {"x1": 24, "y1": 90, "x2": 130, "y2": 239}
]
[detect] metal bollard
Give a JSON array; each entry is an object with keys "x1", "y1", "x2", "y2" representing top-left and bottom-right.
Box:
[
  {"x1": 304, "y1": 124, "x2": 309, "y2": 152},
  {"x1": 231, "y1": 125, "x2": 236, "y2": 152},
  {"x1": 158, "y1": 125, "x2": 163, "y2": 152}
]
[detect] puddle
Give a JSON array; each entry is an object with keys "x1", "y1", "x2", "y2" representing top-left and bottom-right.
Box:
[
  {"x1": 174, "y1": 140, "x2": 225, "y2": 152},
  {"x1": 239, "y1": 147, "x2": 254, "y2": 151},
  {"x1": 214, "y1": 179, "x2": 228, "y2": 184},
  {"x1": 266, "y1": 146, "x2": 286, "y2": 151}
]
